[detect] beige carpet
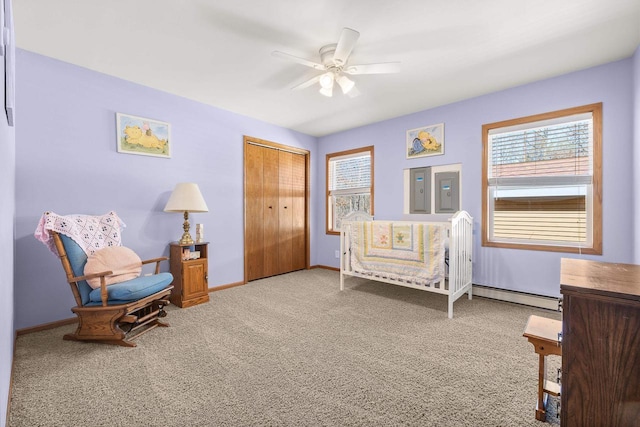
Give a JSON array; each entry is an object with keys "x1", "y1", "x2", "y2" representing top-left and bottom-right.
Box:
[{"x1": 9, "y1": 269, "x2": 561, "y2": 426}]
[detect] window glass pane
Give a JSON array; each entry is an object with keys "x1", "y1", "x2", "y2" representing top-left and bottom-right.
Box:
[
  {"x1": 326, "y1": 146, "x2": 373, "y2": 234},
  {"x1": 332, "y1": 193, "x2": 371, "y2": 231},
  {"x1": 490, "y1": 186, "x2": 588, "y2": 244}
]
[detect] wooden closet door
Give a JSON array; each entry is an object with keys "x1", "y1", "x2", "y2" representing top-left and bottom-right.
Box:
[
  {"x1": 263, "y1": 147, "x2": 280, "y2": 277},
  {"x1": 245, "y1": 144, "x2": 265, "y2": 281},
  {"x1": 278, "y1": 151, "x2": 294, "y2": 274},
  {"x1": 291, "y1": 152, "x2": 306, "y2": 271}
]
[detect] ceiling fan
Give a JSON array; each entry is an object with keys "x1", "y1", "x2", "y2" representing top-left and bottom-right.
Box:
[{"x1": 272, "y1": 28, "x2": 401, "y2": 97}]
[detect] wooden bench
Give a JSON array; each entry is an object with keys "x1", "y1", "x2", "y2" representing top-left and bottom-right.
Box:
[{"x1": 523, "y1": 314, "x2": 562, "y2": 421}]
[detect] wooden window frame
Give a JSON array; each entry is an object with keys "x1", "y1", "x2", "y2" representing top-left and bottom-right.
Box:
[
  {"x1": 326, "y1": 146, "x2": 374, "y2": 235},
  {"x1": 482, "y1": 103, "x2": 602, "y2": 254}
]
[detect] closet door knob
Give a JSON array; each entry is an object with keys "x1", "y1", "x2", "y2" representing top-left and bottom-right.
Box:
[
  {"x1": 284, "y1": 206, "x2": 288, "y2": 209},
  {"x1": 268, "y1": 206, "x2": 273, "y2": 209}
]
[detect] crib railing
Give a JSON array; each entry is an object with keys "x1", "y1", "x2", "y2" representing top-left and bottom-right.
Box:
[{"x1": 449, "y1": 210, "x2": 473, "y2": 302}]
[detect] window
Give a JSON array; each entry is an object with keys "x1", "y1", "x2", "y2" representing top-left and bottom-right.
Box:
[
  {"x1": 482, "y1": 103, "x2": 602, "y2": 254},
  {"x1": 326, "y1": 146, "x2": 374, "y2": 234}
]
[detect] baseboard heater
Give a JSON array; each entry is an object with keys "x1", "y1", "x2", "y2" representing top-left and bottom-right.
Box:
[{"x1": 472, "y1": 284, "x2": 560, "y2": 311}]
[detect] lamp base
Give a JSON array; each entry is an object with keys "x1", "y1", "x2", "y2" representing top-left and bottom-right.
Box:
[
  {"x1": 178, "y1": 211, "x2": 194, "y2": 245},
  {"x1": 179, "y1": 234, "x2": 195, "y2": 246}
]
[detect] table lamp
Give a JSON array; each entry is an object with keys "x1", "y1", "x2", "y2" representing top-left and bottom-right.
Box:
[{"x1": 164, "y1": 183, "x2": 209, "y2": 245}]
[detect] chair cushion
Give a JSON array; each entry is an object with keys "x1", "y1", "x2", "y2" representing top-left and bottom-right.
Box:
[
  {"x1": 84, "y1": 246, "x2": 142, "y2": 289},
  {"x1": 59, "y1": 234, "x2": 92, "y2": 306},
  {"x1": 88, "y1": 272, "x2": 173, "y2": 304}
]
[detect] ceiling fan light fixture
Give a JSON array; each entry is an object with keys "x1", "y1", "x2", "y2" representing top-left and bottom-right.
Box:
[
  {"x1": 319, "y1": 72, "x2": 335, "y2": 89},
  {"x1": 336, "y1": 75, "x2": 355, "y2": 94},
  {"x1": 273, "y1": 27, "x2": 401, "y2": 98},
  {"x1": 319, "y1": 85, "x2": 333, "y2": 97}
]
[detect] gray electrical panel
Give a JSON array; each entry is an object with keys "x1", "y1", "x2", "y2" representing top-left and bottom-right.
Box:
[
  {"x1": 410, "y1": 167, "x2": 431, "y2": 213},
  {"x1": 434, "y1": 171, "x2": 460, "y2": 213}
]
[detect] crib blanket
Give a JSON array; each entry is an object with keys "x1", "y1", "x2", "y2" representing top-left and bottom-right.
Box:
[{"x1": 349, "y1": 221, "x2": 445, "y2": 286}]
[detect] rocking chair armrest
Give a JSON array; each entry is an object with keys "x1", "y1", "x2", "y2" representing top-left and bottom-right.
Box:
[
  {"x1": 68, "y1": 270, "x2": 114, "y2": 284},
  {"x1": 99, "y1": 277, "x2": 109, "y2": 306},
  {"x1": 141, "y1": 257, "x2": 169, "y2": 275},
  {"x1": 141, "y1": 257, "x2": 169, "y2": 265},
  {"x1": 67, "y1": 272, "x2": 110, "y2": 306}
]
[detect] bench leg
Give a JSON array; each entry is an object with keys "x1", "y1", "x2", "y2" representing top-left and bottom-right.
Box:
[{"x1": 535, "y1": 353, "x2": 547, "y2": 421}]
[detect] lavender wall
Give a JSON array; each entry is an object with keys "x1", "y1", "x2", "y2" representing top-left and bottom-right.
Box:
[
  {"x1": 317, "y1": 59, "x2": 635, "y2": 298},
  {"x1": 14, "y1": 50, "x2": 318, "y2": 330},
  {"x1": 634, "y1": 45, "x2": 640, "y2": 264},
  {"x1": 0, "y1": 41, "x2": 16, "y2": 427},
  {"x1": 12, "y1": 47, "x2": 639, "y2": 330}
]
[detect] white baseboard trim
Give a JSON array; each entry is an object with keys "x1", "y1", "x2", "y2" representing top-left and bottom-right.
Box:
[{"x1": 472, "y1": 284, "x2": 560, "y2": 311}]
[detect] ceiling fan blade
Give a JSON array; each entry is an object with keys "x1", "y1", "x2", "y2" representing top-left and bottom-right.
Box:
[
  {"x1": 343, "y1": 62, "x2": 401, "y2": 75},
  {"x1": 291, "y1": 74, "x2": 322, "y2": 90},
  {"x1": 272, "y1": 51, "x2": 325, "y2": 71},
  {"x1": 333, "y1": 28, "x2": 360, "y2": 66}
]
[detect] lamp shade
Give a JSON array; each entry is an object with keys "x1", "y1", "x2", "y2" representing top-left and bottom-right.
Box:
[{"x1": 164, "y1": 183, "x2": 209, "y2": 213}]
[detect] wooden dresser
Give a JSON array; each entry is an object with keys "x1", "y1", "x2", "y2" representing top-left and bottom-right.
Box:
[{"x1": 560, "y1": 258, "x2": 640, "y2": 427}]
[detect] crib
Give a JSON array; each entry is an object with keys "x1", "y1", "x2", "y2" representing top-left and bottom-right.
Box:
[{"x1": 339, "y1": 210, "x2": 473, "y2": 318}]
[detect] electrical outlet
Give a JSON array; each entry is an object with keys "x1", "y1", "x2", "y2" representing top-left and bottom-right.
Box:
[{"x1": 334, "y1": 250, "x2": 340, "y2": 258}]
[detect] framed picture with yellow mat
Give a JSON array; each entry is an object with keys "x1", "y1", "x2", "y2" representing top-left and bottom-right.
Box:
[{"x1": 406, "y1": 123, "x2": 444, "y2": 159}]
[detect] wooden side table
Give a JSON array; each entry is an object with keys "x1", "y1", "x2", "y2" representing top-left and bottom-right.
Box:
[
  {"x1": 523, "y1": 314, "x2": 562, "y2": 422},
  {"x1": 169, "y1": 242, "x2": 210, "y2": 308}
]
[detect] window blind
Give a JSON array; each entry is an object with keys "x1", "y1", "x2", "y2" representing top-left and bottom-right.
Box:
[
  {"x1": 488, "y1": 114, "x2": 592, "y2": 181},
  {"x1": 328, "y1": 153, "x2": 371, "y2": 192}
]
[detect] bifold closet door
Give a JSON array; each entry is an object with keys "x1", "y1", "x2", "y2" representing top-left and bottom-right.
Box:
[
  {"x1": 263, "y1": 147, "x2": 281, "y2": 277},
  {"x1": 278, "y1": 151, "x2": 294, "y2": 274},
  {"x1": 246, "y1": 143, "x2": 306, "y2": 281},
  {"x1": 245, "y1": 143, "x2": 266, "y2": 281},
  {"x1": 290, "y1": 152, "x2": 306, "y2": 271},
  {"x1": 278, "y1": 150, "x2": 306, "y2": 274}
]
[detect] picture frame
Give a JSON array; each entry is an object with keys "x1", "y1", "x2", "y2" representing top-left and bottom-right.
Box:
[
  {"x1": 406, "y1": 123, "x2": 444, "y2": 159},
  {"x1": 116, "y1": 112, "x2": 171, "y2": 158}
]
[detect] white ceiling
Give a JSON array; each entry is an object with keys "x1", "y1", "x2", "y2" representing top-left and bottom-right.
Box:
[{"x1": 13, "y1": 0, "x2": 640, "y2": 137}]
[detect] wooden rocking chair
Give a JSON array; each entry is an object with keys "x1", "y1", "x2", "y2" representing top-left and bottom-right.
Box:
[{"x1": 51, "y1": 231, "x2": 173, "y2": 347}]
